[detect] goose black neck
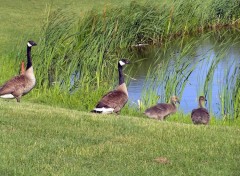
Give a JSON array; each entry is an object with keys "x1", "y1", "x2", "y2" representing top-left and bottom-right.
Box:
[
  {"x1": 118, "y1": 63, "x2": 124, "y2": 85},
  {"x1": 26, "y1": 46, "x2": 32, "y2": 70}
]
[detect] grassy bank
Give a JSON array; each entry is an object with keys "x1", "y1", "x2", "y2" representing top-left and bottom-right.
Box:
[{"x1": 0, "y1": 100, "x2": 240, "y2": 175}]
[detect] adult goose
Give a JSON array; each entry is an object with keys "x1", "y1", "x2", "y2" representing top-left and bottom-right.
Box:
[
  {"x1": 92, "y1": 59, "x2": 130, "y2": 114},
  {"x1": 191, "y1": 96, "x2": 210, "y2": 125},
  {"x1": 144, "y1": 96, "x2": 180, "y2": 120},
  {"x1": 0, "y1": 40, "x2": 37, "y2": 102}
]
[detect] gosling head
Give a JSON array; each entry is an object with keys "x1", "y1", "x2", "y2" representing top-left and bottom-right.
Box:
[
  {"x1": 171, "y1": 96, "x2": 180, "y2": 104},
  {"x1": 199, "y1": 96, "x2": 207, "y2": 103},
  {"x1": 119, "y1": 59, "x2": 130, "y2": 66},
  {"x1": 27, "y1": 40, "x2": 37, "y2": 47}
]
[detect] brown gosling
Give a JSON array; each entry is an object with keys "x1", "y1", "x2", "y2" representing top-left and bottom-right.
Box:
[
  {"x1": 144, "y1": 96, "x2": 180, "y2": 120},
  {"x1": 92, "y1": 59, "x2": 130, "y2": 114},
  {"x1": 0, "y1": 40, "x2": 37, "y2": 102},
  {"x1": 191, "y1": 96, "x2": 210, "y2": 125}
]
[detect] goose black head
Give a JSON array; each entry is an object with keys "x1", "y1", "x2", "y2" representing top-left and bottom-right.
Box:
[
  {"x1": 119, "y1": 59, "x2": 130, "y2": 66},
  {"x1": 27, "y1": 40, "x2": 37, "y2": 47}
]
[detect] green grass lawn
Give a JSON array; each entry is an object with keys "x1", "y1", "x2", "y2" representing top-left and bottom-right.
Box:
[
  {"x1": 1, "y1": 100, "x2": 240, "y2": 175},
  {"x1": 0, "y1": 0, "x2": 153, "y2": 54}
]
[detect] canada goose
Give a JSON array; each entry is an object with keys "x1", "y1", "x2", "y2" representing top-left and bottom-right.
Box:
[
  {"x1": 0, "y1": 40, "x2": 37, "y2": 102},
  {"x1": 191, "y1": 96, "x2": 210, "y2": 125},
  {"x1": 92, "y1": 59, "x2": 130, "y2": 114},
  {"x1": 144, "y1": 96, "x2": 180, "y2": 120}
]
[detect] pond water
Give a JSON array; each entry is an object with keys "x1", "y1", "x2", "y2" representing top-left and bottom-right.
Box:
[{"x1": 127, "y1": 31, "x2": 240, "y2": 117}]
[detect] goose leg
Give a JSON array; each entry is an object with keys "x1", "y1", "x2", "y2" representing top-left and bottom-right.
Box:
[
  {"x1": 157, "y1": 116, "x2": 164, "y2": 120},
  {"x1": 16, "y1": 96, "x2": 21, "y2": 103}
]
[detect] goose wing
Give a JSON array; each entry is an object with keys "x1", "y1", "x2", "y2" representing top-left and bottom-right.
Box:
[
  {"x1": 144, "y1": 103, "x2": 174, "y2": 120},
  {"x1": 95, "y1": 90, "x2": 128, "y2": 112},
  {"x1": 155, "y1": 103, "x2": 169, "y2": 111},
  {"x1": 0, "y1": 75, "x2": 26, "y2": 95},
  {"x1": 145, "y1": 103, "x2": 167, "y2": 113},
  {"x1": 191, "y1": 108, "x2": 209, "y2": 117}
]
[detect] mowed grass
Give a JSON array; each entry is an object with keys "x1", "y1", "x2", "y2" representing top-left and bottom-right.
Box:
[
  {"x1": 0, "y1": 100, "x2": 240, "y2": 175},
  {"x1": 0, "y1": 0, "x2": 153, "y2": 54}
]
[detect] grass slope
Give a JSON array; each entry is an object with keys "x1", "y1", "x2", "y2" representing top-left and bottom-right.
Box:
[
  {"x1": 0, "y1": 0, "x2": 150, "y2": 54},
  {"x1": 1, "y1": 100, "x2": 240, "y2": 175}
]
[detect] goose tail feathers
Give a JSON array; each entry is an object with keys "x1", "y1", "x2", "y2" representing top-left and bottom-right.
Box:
[{"x1": 91, "y1": 107, "x2": 114, "y2": 114}]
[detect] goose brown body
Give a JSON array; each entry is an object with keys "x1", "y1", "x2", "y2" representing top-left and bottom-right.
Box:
[
  {"x1": 144, "y1": 96, "x2": 180, "y2": 120},
  {"x1": 191, "y1": 96, "x2": 210, "y2": 125},
  {"x1": 0, "y1": 41, "x2": 37, "y2": 102},
  {"x1": 95, "y1": 83, "x2": 128, "y2": 113},
  {"x1": 92, "y1": 59, "x2": 130, "y2": 114}
]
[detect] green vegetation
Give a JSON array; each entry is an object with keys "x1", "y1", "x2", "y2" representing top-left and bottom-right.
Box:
[
  {"x1": 1, "y1": 1, "x2": 240, "y2": 175},
  {"x1": 3, "y1": 0, "x2": 239, "y2": 115},
  {"x1": 1, "y1": 101, "x2": 240, "y2": 175},
  {"x1": 0, "y1": 0, "x2": 239, "y2": 116}
]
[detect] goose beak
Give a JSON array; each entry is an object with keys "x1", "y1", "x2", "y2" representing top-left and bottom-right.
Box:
[{"x1": 177, "y1": 100, "x2": 180, "y2": 104}]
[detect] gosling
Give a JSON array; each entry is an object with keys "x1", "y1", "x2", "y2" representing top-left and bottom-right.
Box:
[
  {"x1": 191, "y1": 96, "x2": 210, "y2": 125},
  {"x1": 144, "y1": 96, "x2": 180, "y2": 120}
]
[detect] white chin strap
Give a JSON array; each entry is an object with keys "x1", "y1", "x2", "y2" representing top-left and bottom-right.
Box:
[
  {"x1": 27, "y1": 42, "x2": 32, "y2": 47},
  {"x1": 119, "y1": 60, "x2": 125, "y2": 66}
]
